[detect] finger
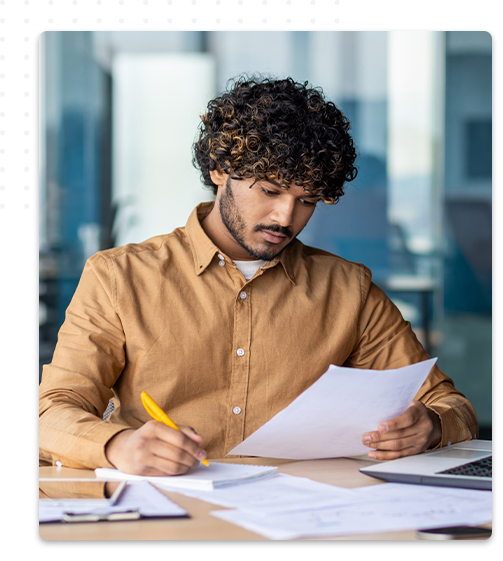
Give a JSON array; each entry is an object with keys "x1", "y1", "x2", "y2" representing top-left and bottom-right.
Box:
[
  {"x1": 149, "y1": 438, "x2": 201, "y2": 470},
  {"x1": 152, "y1": 422, "x2": 207, "y2": 462},
  {"x1": 365, "y1": 432, "x2": 429, "y2": 453},
  {"x1": 133, "y1": 452, "x2": 196, "y2": 477},
  {"x1": 379, "y1": 402, "x2": 424, "y2": 433},
  {"x1": 179, "y1": 425, "x2": 204, "y2": 444},
  {"x1": 363, "y1": 422, "x2": 422, "y2": 446},
  {"x1": 362, "y1": 403, "x2": 427, "y2": 445},
  {"x1": 367, "y1": 445, "x2": 418, "y2": 461}
]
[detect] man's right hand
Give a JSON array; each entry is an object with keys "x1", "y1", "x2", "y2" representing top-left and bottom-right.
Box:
[{"x1": 105, "y1": 421, "x2": 207, "y2": 476}]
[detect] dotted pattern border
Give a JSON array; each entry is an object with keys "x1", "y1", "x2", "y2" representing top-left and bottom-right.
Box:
[{"x1": 0, "y1": 1, "x2": 346, "y2": 215}]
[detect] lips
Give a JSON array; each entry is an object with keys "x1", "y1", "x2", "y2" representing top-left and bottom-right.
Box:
[{"x1": 260, "y1": 230, "x2": 287, "y2": 244}]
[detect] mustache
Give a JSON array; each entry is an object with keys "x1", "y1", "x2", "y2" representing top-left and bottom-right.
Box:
[{"x1": 254, "y1": 224, "x2": 293, "y2": 239}]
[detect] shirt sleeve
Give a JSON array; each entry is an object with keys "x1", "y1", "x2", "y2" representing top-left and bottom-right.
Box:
[
  {"x1": 39, "y1": 254, "x2": 130, "y2": 469},
  {"x1": 344, "y1": 265, "x2": 479, "y2": 448}
]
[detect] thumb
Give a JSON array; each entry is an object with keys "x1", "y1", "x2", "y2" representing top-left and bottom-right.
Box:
[{"x1": 179, "y1": 425, "x2": 204, "y2": 444}]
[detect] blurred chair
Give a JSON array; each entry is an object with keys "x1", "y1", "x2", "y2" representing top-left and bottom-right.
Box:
[
  {"x1": 445, "y1": 199, "x2": 492, "y2": 295},
  {"x1": 388, "y1": 223, "x2": 417, "y2": 275}
]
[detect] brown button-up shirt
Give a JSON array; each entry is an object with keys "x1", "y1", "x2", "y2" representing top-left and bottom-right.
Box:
[{"x1": 39, "y1": 203, "x2": 478, "y2": 469}]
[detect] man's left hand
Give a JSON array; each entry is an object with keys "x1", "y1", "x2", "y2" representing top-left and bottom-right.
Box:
[{"x1": 362, "y1": 401, "x2": 442, "y2": 460}]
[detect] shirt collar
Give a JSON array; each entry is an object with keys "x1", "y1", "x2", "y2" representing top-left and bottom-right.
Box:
[{"x1": 185, "y1": 202, "x2": 296, "y2": 284}]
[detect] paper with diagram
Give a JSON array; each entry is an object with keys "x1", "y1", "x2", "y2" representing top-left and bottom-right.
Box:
[{"x1": 229, "y1": 358, "x2": 437, "y2": 459}]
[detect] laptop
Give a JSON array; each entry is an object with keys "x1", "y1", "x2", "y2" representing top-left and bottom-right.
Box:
[{"x1": 359, "y1": 440, "x2": 492, "y2": 490}]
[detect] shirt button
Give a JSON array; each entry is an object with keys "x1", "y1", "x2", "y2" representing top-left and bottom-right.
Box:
[
  {"x1": 219, "y1": 260, "x2": 225, "y2": 267},
  {"x1": 239, "y1": 291, "x2": 247, "y2": 300},
  {"x1": 218, "y1": 253, "x2": 224, "y2": 260},
  {"x1": 236, "y1": 348, "x2": 245, "y2": 357},
  {"x1": 233, "y1": 406, "x2": 241, "y2": 415}
]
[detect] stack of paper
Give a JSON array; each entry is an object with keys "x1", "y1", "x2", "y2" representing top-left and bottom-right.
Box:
[
  {"x1": 210, "y1": 481, "x2": 492, "y2": 539},
  {"x1": 202, "y1": 478, "x2": 492, "y2": 540}
]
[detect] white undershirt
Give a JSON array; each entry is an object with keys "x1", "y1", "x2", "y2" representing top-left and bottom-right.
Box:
[{"x1": 232, "y1": 259, "x2": 267, "y2": 281}]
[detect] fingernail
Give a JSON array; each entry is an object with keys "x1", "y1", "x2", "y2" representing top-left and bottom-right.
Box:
[
  {"x1": 378, "y1": 423, "x2": 388, "y2": 432},
  {"x1": 198, "y1": 450, "x2": 206, "y2": 460},
  {"x1": 368, "y1": 452, "x2": 376, "y2": 459},
  {"x1": 363, "y1": 435, "x2": 371, "y2": 442}
]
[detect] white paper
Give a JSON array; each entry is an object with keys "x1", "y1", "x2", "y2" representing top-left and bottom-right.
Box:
[
  {"x1": 39, "y1": 498, "x2": 110, "y2": 523},
  {"x1": 211, "y1": 482, "x2": 492, "y2": 540},
  {"x1": 95, "y1": 462, "x2": 277, "y2": 491},
  {"x1": 39, "y1": 481, "x2": 187, "y2": 523},
  {"x1": 117, "y1": 481, "x2": 187, "y2": 517},
  {"x1": 229, "y1": 358, "x2": 437, "y2": 459},
  {"x1": 163, "y1": 473, "x2": 359, "y2": 515}
]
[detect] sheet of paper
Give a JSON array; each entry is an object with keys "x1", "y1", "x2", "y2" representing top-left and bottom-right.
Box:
[
  {"x1": 229, "y1": 358, "x2": 437, "y2": 459},
  {"x1": 40, "y1": 499, "x2": 111, "y2": 523},
  {"x1": 95, "y1": 462, "x2": 277, "y2": 490},
  {"x1": 211, "y1": 482, "x2": 492, "y2": 540},
  {"x1": 117, "y1": 481, "x2": 187, "y2": 517},
  {"x1": 39, "y1": 481, "x2": 187, "y2": 523},
  {"x1": 162, "y1": 473, "x2": 360, "y2": 515}
]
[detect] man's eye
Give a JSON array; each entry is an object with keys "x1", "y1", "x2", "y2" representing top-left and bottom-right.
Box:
[
  {"x1": 300, "y1": 198, "x2": 318, "y2": 207},
  {"x1": 261, "y1": 187, "x2": 279, "y2": 197}
]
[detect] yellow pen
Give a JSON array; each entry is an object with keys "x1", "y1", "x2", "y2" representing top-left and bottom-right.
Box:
[{"x1": 140, "y1": 391, "x2": 209, "y2": 466}]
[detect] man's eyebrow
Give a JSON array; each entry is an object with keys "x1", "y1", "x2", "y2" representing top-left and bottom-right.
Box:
[{"x1": 260, "y1": 178, "x2": 282, "y2": 188}]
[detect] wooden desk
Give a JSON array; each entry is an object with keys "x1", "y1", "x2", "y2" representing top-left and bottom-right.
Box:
[{"x1": 39, "y1": 456, "x2": 490, "y2": 541}]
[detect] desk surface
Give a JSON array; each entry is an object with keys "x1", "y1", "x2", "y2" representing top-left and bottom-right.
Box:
[{"x1": 39, "y1": 456, "x2": 491, "y2": 541}]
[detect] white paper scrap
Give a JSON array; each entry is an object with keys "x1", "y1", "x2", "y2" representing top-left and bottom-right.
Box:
[{"x1": 229, "y1": 358, "x2": 437, "y2": 459}]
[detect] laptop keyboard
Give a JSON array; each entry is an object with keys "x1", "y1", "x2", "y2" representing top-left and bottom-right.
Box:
[{"x1": 437, "y1": 456, "x2": 492, "y2": 478}]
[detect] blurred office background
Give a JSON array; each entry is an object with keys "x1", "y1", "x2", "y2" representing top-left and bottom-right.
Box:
[{"x1": 39, "y1": 31, "x2": 492, "y2": 438}]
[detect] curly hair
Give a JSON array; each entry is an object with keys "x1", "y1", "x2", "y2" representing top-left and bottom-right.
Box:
[{"x1": 192, "y1": 75, "x2": 357, "y2": 204}]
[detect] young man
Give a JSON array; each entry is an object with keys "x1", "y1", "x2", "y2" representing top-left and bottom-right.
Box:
[{"x1": 39, "y1": 77, "x2": 478, "y2": 476}]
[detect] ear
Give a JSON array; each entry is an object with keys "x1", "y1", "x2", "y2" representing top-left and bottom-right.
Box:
[{"x1": 209, "y1": 168, "x2": 228, "y2": 189}]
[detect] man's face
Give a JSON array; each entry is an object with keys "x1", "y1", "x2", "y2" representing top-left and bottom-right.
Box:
[{"x1": 213, "y1": 174, "x2": 318, "y2": 261}]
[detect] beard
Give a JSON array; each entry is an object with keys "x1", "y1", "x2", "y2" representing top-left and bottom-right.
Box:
[{"x1": 219, "y1": 177, "x2": 293, "y2": 261}]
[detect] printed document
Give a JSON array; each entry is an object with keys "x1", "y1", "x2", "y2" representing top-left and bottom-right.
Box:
[
  {"x1": 229, "y1": 358, "x2": 437, "y2": 459},
  {"x1": 164, "y1": 473, "x2": 359, "y2": 515},
  {"x1": 211, "y1": 482, "x2": 492, "y2": 540}
]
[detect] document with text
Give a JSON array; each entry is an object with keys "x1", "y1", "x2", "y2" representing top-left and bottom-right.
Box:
[
  {"x1": 229, "y1": 358, "x2": 437, "y2": 459},
  {"x1": 211, "y1": 482, "x2": 491, "y2": 540}
]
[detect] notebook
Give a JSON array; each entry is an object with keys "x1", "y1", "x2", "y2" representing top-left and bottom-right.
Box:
[
  {"x1": 95, "y1": 462, "x2": 278, "y2": 491},
  {"x1": 359, "y1": 440, "x2": 491, "y2": 490}
]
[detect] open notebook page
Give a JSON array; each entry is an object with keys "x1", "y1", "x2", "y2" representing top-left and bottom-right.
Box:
[{"x1": 95, "y1": 462, "x2": 277, "y2": 491}]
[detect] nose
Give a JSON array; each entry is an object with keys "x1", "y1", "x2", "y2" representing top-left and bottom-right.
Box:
[{"x1": 270, "y1": 197, "x2": 295, "y2": 228}]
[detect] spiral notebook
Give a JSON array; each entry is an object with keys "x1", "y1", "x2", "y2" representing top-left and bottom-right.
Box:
[{"x1": 95, "y1": 462, "x2": 277, "y2": 491}]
